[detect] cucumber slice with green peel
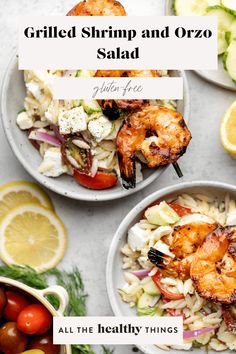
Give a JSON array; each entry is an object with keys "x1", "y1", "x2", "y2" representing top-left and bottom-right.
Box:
[
  {"x1": 221, "y1": 0, "x2": 236, "y2": 14},
  {"x1": 174, "y1": 0, "x2": 210, "y2": 16},
  {"x1": 81, "y1": 100, "x2": 102, "y2": 114},
  {"x1": 145, "y1": 201, "x2": 180, "y2": 226},
  {"x1": 142, "y1": 279, "x2": 161, "y2": 296},
  {"x1": 76, "y1": 70, "x2": 95, "y2": 77},
  {"x1": 229, "y1": 21, "x2": 236, "y2": 42},
  {"x1": 137, "y1": 293, "x2": 163, "y2": 316},
  {"x1": 223, "y1": 40, "x2": 236, "y2": 82},
  {"x1": 206, "y1": 6, "x2": 235, "y2": 54}
]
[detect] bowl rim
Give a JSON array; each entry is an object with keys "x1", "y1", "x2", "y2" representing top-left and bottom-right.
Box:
[
  {"x1": 1, "y1": 53, "x2": 190, "y2": 201},
  {"x1": 106, "y1": 180, "x2": 236, "y2": 354}
]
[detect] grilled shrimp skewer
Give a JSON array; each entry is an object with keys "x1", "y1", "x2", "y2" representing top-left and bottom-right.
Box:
[
  {"x1": 190, "y1": 226, "x2": 236, "y2": 304},
  {"x1": 116, "y1": 106, "x2": 191, "y2": 189},
  {"x1": 67, "y1": 0, "x2": 126, "y2": 16},
  {"x1": 148, "y1": 215, "x2": 218, "y2": 280},
  {"x1": 95, "y1": 70, "x2": 160, "y2": 118}
]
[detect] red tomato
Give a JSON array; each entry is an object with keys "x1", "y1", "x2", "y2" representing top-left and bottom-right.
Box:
[
  {"x1": 162, "y1": 298, "x2": 188, "y2": 319},
  {"x1": 29, "y1": 333, "x2": 60, "y2": 354},
  {"x1": 17, "y1": 304, "x2": 52, "y2": 335},
  {"x1": 74, "y1": 170, "x2": 118, "y2": 190},
  {"x1": 152, "y1": 271, "x2": 184, "y2": 300},
  {"x1": 0, "y1": 288, "x2": 6, "y2": 318},
  {"x1": 167, "y1": 203, "x2": 192, "y2": 217},
  {"x1": 4, "y1": 291, "x2": 30, "y2": 321}
]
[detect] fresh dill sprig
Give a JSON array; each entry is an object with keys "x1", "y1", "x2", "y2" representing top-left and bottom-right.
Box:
[
  {"x1": 0, "y1": 265, "x2": 48, "y2": 289},
  {"x1": 47, "y1": 268, "x2": 87, "y2": 316},
  {"x1": 72, "y1": 344, "x2": 94, "y2": 354},
  {"x1": 101, "y1": 346, "x2": 114, "y2": 354}
]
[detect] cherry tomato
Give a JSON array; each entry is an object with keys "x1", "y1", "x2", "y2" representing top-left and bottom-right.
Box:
[
  {"x1": 17, "y1": 304, "x2": 52, "y2": 335},
  {"x1": 152, "y1": 271, "x2": 184, "y2": 300},
  {"x1": 0, "y1": 288, "x2": 6, "y2": 318},
  {"x1": 29, "y1": 333, "x2": 60, "y2": 354},
  {"x1": 74, "y1": 170, "x2": 118, "y2": 190},
  {"x1": 163, "y1": 298, "x2": 188, "y2": 319},
  {"x1": 167, "y1": 203, "x2": 192, "y2": 217},
  {"x1": 0, "y1": 322, "x2": 28, "y2": 354},
  {"x1": 4, "y1": 291, "x2": 30, "y2": 321}
]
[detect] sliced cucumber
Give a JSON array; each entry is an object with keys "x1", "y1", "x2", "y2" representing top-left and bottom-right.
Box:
[
  {"x1": 145, "y1": 201, "x2": 180, "y2": 226},
  {"x1": 142, "y1": 279, "x2": 161, "y2": 296},
  {"x1": 222, "y1": 0, "x2": 236, "y2": 15},
  {"x1": 76, "y1": 70, "x2": 95, "y2": 77},
  {"x1": 81, "y1": 100, "x2": 102, "y2": 114},
  {"x1": 206, "y1": 6, "x2": 235, "y2": 54},
  {"x1": 174, "y1": 0, "x2": 211, "y2": 16},
  {"x1": 229, "y1": 21, "x2": 236, "y2": 42},
  {"x1": 223, "y1": 39, "x2": 236, "y2": 82}
]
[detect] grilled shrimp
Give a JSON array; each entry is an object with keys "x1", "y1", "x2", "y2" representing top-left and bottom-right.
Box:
[
  {"x1": 116, "y1": 106, "x2": 191, "y2": 189},
  {"x1": 190, "y1": 226, "x2": 236, "y2": 304},
  {"x1": 95, "y1": 70, "x2": 159, "y2": 118},
  {"x1": 148, "y1": 216, "x2": 218, "y2": 280},
  {"x1": 67, "y1": 0, "x2": 126, "y2": 16}
]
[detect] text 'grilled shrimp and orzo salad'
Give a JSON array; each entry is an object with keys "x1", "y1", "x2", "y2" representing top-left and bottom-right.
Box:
[
  {"x1": 120, "y1": 193, "x2": 236, "y2": 351},
  {"x1": 16, "y1": 0, "x2": 191, "y2": 191}
]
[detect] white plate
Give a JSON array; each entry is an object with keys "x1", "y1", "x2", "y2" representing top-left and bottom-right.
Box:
[
  {"x1": 165, "y1": 0, "x2": 236, "y2": 91},
  {"x1": 106, "y1": 180, "x2": 236, "y2": 354},
  {"x1": 1, "y1": 54, "x2": 190, "y2": 201}
]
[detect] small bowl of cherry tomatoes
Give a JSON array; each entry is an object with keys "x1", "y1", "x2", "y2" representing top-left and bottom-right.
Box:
[{"x1": 0, "y1": 277, "x2": 71, "y2": 354}]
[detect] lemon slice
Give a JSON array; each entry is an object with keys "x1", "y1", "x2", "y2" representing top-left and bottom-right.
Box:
[
  {"x1": 0, "y1": 203, "x2": 67, "y2": 272},
  {"x1": 221, "y1": 101, "x2": 236, "y2": 157},
  {"x1": 0, "y1": 180, "x2": 53, "y2": 219}
]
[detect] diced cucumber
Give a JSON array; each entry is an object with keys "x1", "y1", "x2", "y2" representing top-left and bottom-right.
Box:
[
  {"x1": 81, "y1": 100, "x2": 102, "y2": 114},
  {"x1": 206, "y1": 6, "x2": 235, "y2": 54},
  {"x1": 138, "y1": 293, "x2": 155, "y2": 308},
  {"x1": 76, "y1": 70, "x2": 95, "y2": 77},
  {"x1": 222, "y1": 0, "x2": 236, "y2": 15},
  {"x1": 145, "y1": 201, "x2": 180, "y2": 226},
  {"x1": 229, "y1": 21, "x2": 236, "y2": 42},
  {"x1": 137, "y1": 293, "x2": 163, "y2": 316},
  {"x1": 223, "y1": 39, "x2": 236, "y2": 82},
  {"x1": 142, "y1": 279, "x2": 161, "y2": 296}
]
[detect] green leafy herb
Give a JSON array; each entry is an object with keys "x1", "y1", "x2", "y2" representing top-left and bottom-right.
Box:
[
  {"x1": 72, "y1": 344, "x2": 94, "y2": 354},
  {"x1": 17, "y1": 108, "x2": 26, "y2": 114},
  {"x1": 101, "y1": 346, "x2": 114, "y2": 354}
]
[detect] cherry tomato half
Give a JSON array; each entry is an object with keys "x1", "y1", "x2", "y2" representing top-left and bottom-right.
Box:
[
  {"x1": 17, "y1": 304, "x2": 52, "y2": 335},
  {"x1": 29, "y1": 333, "x2": 60, "y2": 354},
  {"x1": 152, "y1": 271, "x2": 184, "y2": 300},
  {"x1": 0, "y1": 322, "x2": 28, "y2": 354},
  {"x1": 167, "y1": 203, "x2": 192, "y2": 217},
  {"x1": 4, "y1": 291, "x2": 30, "y2": 321},
  {"x1": 74, "y1": 170, "x2": 118, "y2": 190}
]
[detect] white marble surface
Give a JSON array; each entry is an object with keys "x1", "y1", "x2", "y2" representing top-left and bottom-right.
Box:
[{"x1": 1, "y1": 1, "x2": 236, "y2": 353}]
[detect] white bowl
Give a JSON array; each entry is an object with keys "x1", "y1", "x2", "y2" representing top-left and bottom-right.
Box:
[
  {"x1": 106, "y1": 181, "x2": 236, "y2": 354},
  {"x1": 1, "y1": 54, "x2": 190, "y2": 201},
  {"x1": 0, "y1": 276, "x2": 71, "y2": 354}
]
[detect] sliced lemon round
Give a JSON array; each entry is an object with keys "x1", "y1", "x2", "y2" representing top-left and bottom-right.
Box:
[
  {"x1": 0, "y1": 203, "x2": 67, "y2": 272},
  {"x1": 0, "y1": 180, "x2": 53, "y2": 219},
  {"x1": 220, "y1": 100, "x2": 236, "y2": 158}
]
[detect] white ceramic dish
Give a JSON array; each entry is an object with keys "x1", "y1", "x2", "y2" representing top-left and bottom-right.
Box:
[
  {"x1": 165, "y1": 0, "x2": 236, "y2": 91},
  {"x1": 0, "y1": 276, "x2": 71, "y2": 354},
  {"x1": 1, "y1": 54, "x2": 190, "y2": 201},
  {"x1": 106, "y1": 180, "x2": 236, "y2": 354}
]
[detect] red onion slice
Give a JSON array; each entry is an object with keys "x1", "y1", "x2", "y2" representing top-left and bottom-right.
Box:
[
  {"x1": 131, "y1": 269, "x2": 151, "y2": 279},
  {"x1": 183, "y1": 326, "x2": 219, "y2": 340},
  {"x1": 52, "y1": 124, "x2": 65, "y2": 143},
  {"x1": 33, "y1": 131, "x2": 61, "y2": 146}
]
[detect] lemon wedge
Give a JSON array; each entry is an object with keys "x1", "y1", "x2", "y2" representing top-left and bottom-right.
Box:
[
  {"x1": 0, "y1": 203, "x2": 67, "y2": 272},
  {"x1": 220, "y1": 101, "x2": 236, "y2": 157},
  {"x1": 0, "y1": 180, "x2": 53, "y2": 219}
]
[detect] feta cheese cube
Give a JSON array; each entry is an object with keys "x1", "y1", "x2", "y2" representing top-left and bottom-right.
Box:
[
  {"x1": 128, "y1": 223, "x2": 150, "y2": 252},
  {"x1": 26, "y1": 82, "x2": 42, "y2": 101},
  {"x1": 88, "y1": 116, "x2": 112, "y2": 142},
  {"x1": 16, "y1": 111, "x2": 33, "y2": 130},
  {"x1": 38, "y1": 147, "x2": 68, "y2": 177},
  {"x1": 58, "y1": 106, "x2": 87, "y2": 134}
]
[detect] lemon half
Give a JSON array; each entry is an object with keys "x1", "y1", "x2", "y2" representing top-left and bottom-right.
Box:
[
  {"x1": 0, "y1": 180, "x2": 53, "y2": 219},
  {"x1": 0, "y1": 203, "x2": 67, "y2": 272},
  {"x1": 221, "y1": 101, "x2": 236, "y2": 157}
]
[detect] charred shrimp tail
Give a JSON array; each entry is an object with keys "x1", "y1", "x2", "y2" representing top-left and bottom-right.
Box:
[
  {"x1": 148, "y1": 247, "x2": 167, "y2": 269},
  {"x1": 118, "y1": 152, "x2": 136, "y2": 189}
]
